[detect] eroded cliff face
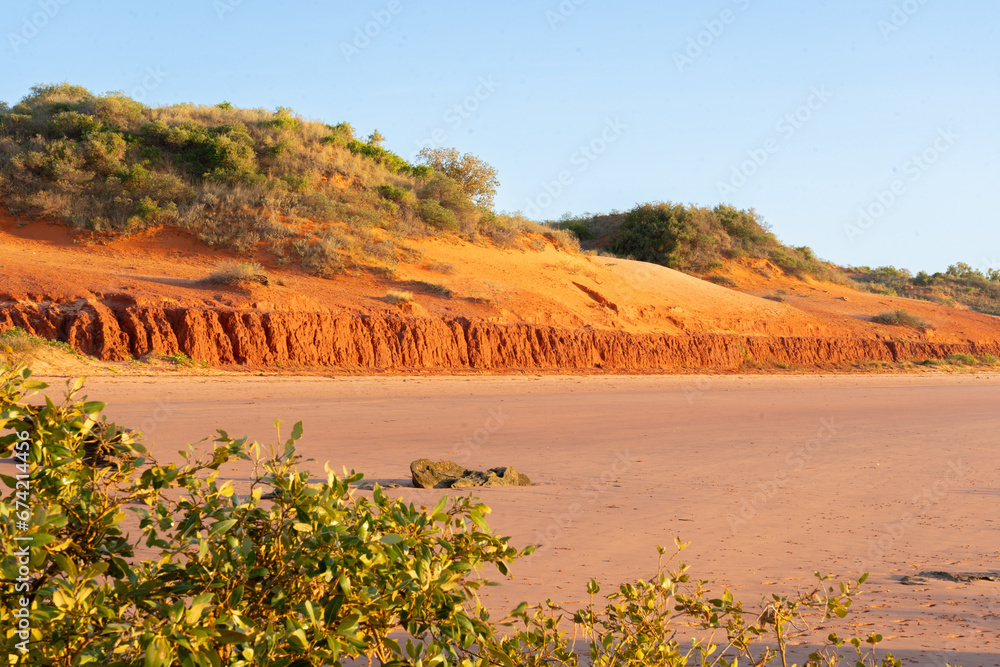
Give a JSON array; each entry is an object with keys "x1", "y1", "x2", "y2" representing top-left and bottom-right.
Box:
[{"x1": 2, "y1": 298, "x2": 998, "y2": 371}]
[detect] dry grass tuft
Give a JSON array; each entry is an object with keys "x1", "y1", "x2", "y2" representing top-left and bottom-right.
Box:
[
  {"x1": 870, "y1": 309, "x2": 932, "y2": 330},
  {"x1": 203, "y1": 261, "x2": 269, "y2": 286},
  {"x1": 385, "y1": 290, "x2": 415, "y2": 304},
  {"x1": 0, "y1": 327, "x2": 43, "y2": 361}
]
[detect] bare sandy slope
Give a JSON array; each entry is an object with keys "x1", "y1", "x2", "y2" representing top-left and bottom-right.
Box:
[{"x1": 57, "y1": 373, "x2": 1000, "y2": 665}]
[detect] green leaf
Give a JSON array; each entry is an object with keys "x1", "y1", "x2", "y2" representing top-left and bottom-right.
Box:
[
  {"x1": 488, "y1": 645, "x2": 516, "y2": 667},
  {"x1": 337, "y1": 613, "x2": 360, "y2": 634},
  {"x1": 81, "y1": 401, "x2": 107, "y2": 416},
  {"x1": 53, "y1": 553, "x2": 78, "y2": 578},
  {"x1": 292, "y1": 522, "x2": 313, "y2": 533},
  {"x1": 469, "y1": 511, "x2": 488, "y2": 530},
  {"x1": 304, "y1": 600, "x2": 318, "y2": 624},
  {"x1": 380, "y1": 533, "x2": 405, "y2": 545},
  {"x1": 288, "y1": 628, "x2": 308, "y2": 650},
  {"x1": 144, "y1": 637, "x2": 172, "y2": 667},
  {"x1": 27, "y1": 531, "x2": 56, "y2": 546},
  {"x1": 209, "y1": 519, "x2": 237, "y2": 537},
  {"x1": 290, "y1": 421, "x2": 304, "y2": 441},
  {"x1": 186, "y1": 593, "x2": 213, "y2": 624},
  {"x1": 215, "y1": 629, "x2": 248, "y2": 644},
  {"x1": 52, "y1": 588, "x2": 72, "y2": 610},
  {"x1": 429, "y1": 495, "x2": 448, "y2": 518}
]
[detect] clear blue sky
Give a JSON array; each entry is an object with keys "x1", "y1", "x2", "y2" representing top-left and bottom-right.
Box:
[{"x1": 3, "y1": 0, "x2": 998, "y2": 273}]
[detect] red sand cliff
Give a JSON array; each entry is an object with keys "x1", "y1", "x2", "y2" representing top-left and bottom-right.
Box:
[
  {"x1": 2, "y1": 212, "x2": 999, "y2": 372},
  {"x1": 3, "y1": 298, "x2": 999, "y2": 371}
]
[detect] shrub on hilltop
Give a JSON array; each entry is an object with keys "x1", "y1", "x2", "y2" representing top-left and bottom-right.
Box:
[
  {"x1": 0, "y1": 84, "x2": 566, "y2": 276},
  {"x1": 601, "y1": 202, "x2": 842, "y2": 280},
  {"x1": 417, "y1": 146, "x2": 500, "y2": 210}
]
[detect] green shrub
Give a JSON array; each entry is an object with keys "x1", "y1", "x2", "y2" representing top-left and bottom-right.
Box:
[
  {"x1": 162, "y1": 350, "x2": 196, "y2": 366},
  {"x1": 598, "y1": 202, "x2": 844, "y2": 281},
  {"x1": 870, "y1": 309, "x2": 933, "y2": 330},
  {"x1": 416, "y1": 147, "x2": 499, "y2": 209},
  {"x1": 263, "y1": 108, "x2": 301, "y2": 132},
  {"x1": 607, "y1": 202, "x2": 684, "y2": 267},
  {"x1": 0, "y1": 362, "x2": 528, "y2": 666},
  {"x1": 417, "y1": 199, "x2": 459, "y2": 231},
  {"x1": 347, "y1": 140, "x2": 415, "y2": 175},
  {"x1": 945, "y1": 353, "x2": 977, "y2": 366},
  {"x1": 377, "y1": 184, "x2": 410, "y2": 202},
  {"x1": 50, "y1": 111, "x2": 102, "y2": 139},
  {"x1": 565, "y1": 221, "x2": 593, "y2": 240},
  {"x1": 322, "y1": 122, "x2": 355, "y2": 146}
]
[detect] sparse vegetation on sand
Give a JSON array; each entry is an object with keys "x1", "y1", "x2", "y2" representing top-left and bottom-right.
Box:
[
  {"x1": 920, "y1": 353, "x2": 998, "y2": 368},
  {"x1": 0, "y1": 327, "x2": 41, "y2": 359},
  {"x1": 870, "y1": 309, "x2": 933, "y2": 330},
  {"x1": 850, "y1": 264, "x2": 1000, "y2": 317},
  {"x1": 0, "y1": 326, "x2": 81, "y2": 362},
  {"x1": 0, "y1": 84, "x2": 578, "y2": 275},
  {"x1": 0, "y1": 362, "x2": 931, "y2": 666},
  {"x1": 419, "y1": 282, "x2": 453, "y2": 298}
]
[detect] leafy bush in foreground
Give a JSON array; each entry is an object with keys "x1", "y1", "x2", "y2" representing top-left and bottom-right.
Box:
[
  {"x1": 0, "y1": 360, "x2": 527, "y2": 666},
  {"x1": 0, "y1": 359, "x2": 937, "y2": 666}
]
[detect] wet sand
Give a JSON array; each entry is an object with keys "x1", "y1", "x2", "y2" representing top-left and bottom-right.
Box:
[{"x1": 56, "y1": 373, "x2": 1000, "y2": 665}]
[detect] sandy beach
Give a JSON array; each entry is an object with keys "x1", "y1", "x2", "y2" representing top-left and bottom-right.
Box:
[{"x1": 55, "y1": 372, "x2": 1000, "y2": 666}]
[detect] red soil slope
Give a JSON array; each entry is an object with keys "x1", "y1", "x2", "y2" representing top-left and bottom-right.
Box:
[{"x1": 2, "y1": 210, "x2": 999, "y2": 372}]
